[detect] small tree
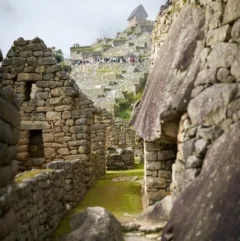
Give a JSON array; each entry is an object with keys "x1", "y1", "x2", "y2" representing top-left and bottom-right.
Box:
[{"x1": 51, "y1": 47, "x2": 64, "y2": 63}]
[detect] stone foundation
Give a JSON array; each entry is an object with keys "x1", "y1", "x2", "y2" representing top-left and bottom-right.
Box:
[
  {"x1": 144, "y1": 141, "x2": 176, "y2": 205},
  {"x1": 106, "y1": 147, "x2": 134, "y2": 170},
  {"x1": 106, "y1": 118, "x2": 136, "y2": 150}
]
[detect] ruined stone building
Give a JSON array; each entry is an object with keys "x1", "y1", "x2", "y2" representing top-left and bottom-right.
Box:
[
  {"x1": 0, "y1": 37, "x2": 114, "y2": 241},
  {"x1": 127, "y1": 5, "x2": 148, "y2": 27},
  {"x1": 1, "y1": 0, "x2": 239, "y2": 240},
  {"x1": 131, "y1": 0, "x2": 240, "y2": 239},
  {"x1": 0, "y1": 37, "x2": 110, "y2": 176},
  {"x1": 0, "y1": 37, "x2": 137, "y2": 241}
]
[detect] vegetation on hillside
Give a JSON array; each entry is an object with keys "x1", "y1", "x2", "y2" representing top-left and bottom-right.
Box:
[
  {"x1": 114, "y1": 74, "x2": 148, "y2": 120},
  {"x1": 51, "y1": 47, "x2": 64, "y2": 63},
  {"x1": 114, "y1": 91, "x2": 142, "y2": 120}
]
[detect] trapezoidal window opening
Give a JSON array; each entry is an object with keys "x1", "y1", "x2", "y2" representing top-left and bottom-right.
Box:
[
  {"x1": 29, "y1": 130, "x2": 44, "y2": 158},
  {"x1": 25, "y1": 82, "x2": 37, "y2": 101}
]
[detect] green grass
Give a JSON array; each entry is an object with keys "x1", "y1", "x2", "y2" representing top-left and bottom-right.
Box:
[
  {"x1": 52, "y1": 162, "x2": 144, "y2": 240},
  {"x1": 102, "y1": 44, "x2": 112, "y2": 47},
  {"x1": 70, "y1": 46, "x2": 98, "y2": 54},
  {"x1": 96, "y1": 68, "x2": 112, "y2": 73},
  {"x1": 15, "y1": 169, "x2": 49, "y2": 183}
]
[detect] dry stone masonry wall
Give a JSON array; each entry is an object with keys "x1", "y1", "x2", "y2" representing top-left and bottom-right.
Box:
[
  {"x1": 106, "y1": 118, "x2": 136, "y2": 150},
  {"x1": 106, "y1": 147, "x2": 134, "y2": 170},
  {"x1": 132, "y1": 0, "x2": 240, "y2": 209},
  {"x1": 172, "y1": 0, "x2": 240, "y2": 200},
  {"x1": 144, "y1": 142, "x2": 176, "y2": 205},
  {"x1": 0, "y1": 38, "x2": 111, "y2": 241},
  {"x1": 0, "y1": 37, "x2": 108, "y2": 176},
  {"x1": 0, "y1": 87, "x2": 20, "y2": 241}
]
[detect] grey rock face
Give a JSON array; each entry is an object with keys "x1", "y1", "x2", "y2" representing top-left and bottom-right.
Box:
[
  {"x1": 185, "y1": 155, "x2": 202, "y2": 169},
  {"x1": 194, "y1": 139, "x2": 208, "y2": 155},
  {"x1": 206, "y1": 25, "x2": 231, "y2": 46},
  {"x1": 137, "y1": 195, "x2": 173, "y2": 223},
  {"x1": 207, "y1": 42, "x2": 237, "y2": 69},
  {"x1": 194, "y1": 68, "x2": 216, "y2": 86},
  {"x1": 188, "y1": 84, "x2": 237, "y2": 126},
  {"x1": 223, "y1": 0, "x2": 240, "y2": 24},
  {"x1": 217, "y1": 68, "x2": 230, "y2": 82},
  {"x1": 162, "y1": 121, "x2": 240, "y2": 241},
  {"x1": 132, "y1": 5, "x2": 205, "y2": 141},
  {"x1": 63, "y1": 207, "x2": 123, "y2": 241},
  {"x1": 231, "y1": 19, "x2": 240, "y2": 42},
  {"x1": 231, "y1": 48, "x2": 240, "y2": 80}
]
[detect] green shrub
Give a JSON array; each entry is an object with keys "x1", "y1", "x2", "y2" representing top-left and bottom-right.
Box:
[{"x1": 114, "y1": 91, "x2": 144, "y2": 120}]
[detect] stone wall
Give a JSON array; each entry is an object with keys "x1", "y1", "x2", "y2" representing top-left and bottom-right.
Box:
[
  {"x1": 0, "y1": 39, "x2": 110, "y2": 241},
  {"x1": 172, "y1": 0, "x2": 240, "y2": 200},
  {"x1": 0, "y1": 156, "x2": 102, "y2": 241},
  {"x1": 13, "y1": 170, "x2": 66, "y2": 241},
  {"x1": 132, "y1": 0, "x2": 240, "y2": 208},
  {"x1": 0, "y1": 87, "x2": 20, "y2": 241},
  {"x1": 106, "y1": 147, "x2": 134, "y2": 170},
  {"x1": 91, "y1": 123, "x2": 106, "y2": 176},
  {"x1": 0, "y1": 37, "x2": 107, "y2": 174},
  {"x1": 160, "y1": 1, "x2": 240, "y2": 239},
  {"x1": 128, "y1": 16, "x2": 137, "y2": 27},
  {"x1": 144, "y1": 141, "x2": 176, "y2": 205},
  {"x1": 71, "y1": 62, "x2": 149, "y2": 114},
  {"x1": 106, "y1": 118, "x2": 136, "y2": 150}
]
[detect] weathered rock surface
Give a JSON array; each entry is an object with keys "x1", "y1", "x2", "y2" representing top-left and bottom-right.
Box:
[
  {"x1": 62, "y1": 207, "x2": 123, "y2": 241},
  {"x1": 188, "y1": 84, "x2": 237, "y2": 126},
  {"x1": 137, "y1": 195, "x2": 172, "y2": 223},
  {"x1": 162, "y1": 121, "x2": 240, "y2": 241},
  {"x1": 132, "y1": 5, "x2": 205, "y2": 141}
]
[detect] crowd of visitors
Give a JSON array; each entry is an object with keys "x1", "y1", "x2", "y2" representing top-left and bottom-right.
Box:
[{"x1": 71, "y1": 56, "x2": 145, "y2": 65}]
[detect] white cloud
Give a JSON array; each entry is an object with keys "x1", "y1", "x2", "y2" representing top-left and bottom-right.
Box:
[{"x1": 0, "y1": 0, "x2": 165, "y2": 57}]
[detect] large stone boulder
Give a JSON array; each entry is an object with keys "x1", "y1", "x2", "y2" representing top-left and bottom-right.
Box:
[
  {"x1": 62, "y1": 207, "x2": 123, "y2": 241},
  {"x1": 161, "y1": 121, "x2": 240, "y2": 241},
  {"x1": 131, "y1": 5, "x2": 205, "y2": 142},
  {"x1": 137, "y1": 195, "x2": 173, "y2": 223}
]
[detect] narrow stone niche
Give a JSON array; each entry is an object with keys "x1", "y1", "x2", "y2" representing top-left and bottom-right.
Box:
[
  {"x1": 25, "y1": 82, "x2": 37, "y2": 101},
  {"x1": 29, "y1": 130, "x2": 44, "y2": 158},
  {"x1": 144, "y1": 141, "x2": 177, "y2": 205}
]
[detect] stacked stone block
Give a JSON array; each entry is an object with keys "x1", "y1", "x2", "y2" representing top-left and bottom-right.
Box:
[
  {"x1": 0, "y1": 37, "x2": 107, "y2": 175},
  {"x1": 0, "y1": 38, "x2": 111, "y2": 240},
  {"x1": 138, "y1": 0, "x2": 240, "y2": 206},
  {"x1": 91, "y1": 123, "x2": 106, "y2": 176},
  {"x1": 0, "y1": 87, "x2": 20, "y2": 241},
  {"x1": 0, "y1": 156, "x2": 105, "y2": 241},
  {"x1": 106, "y1": 147, "x2": 135, "y2": 170},
  {"x1": 13, "y1": 170, "x2": 66, "y2": 241},
  {"x1": 172, "y1": 0, "x2": 240, "y2": 199},
  {"x1": 106, "y1": 118, "x2": 136, "y2": 150},
  {"x1": 144, "y1": 141, "x2": 176, "y2": 205}
]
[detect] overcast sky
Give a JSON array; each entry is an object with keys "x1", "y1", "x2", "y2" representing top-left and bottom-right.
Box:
[{"x1": 0, "y1": 0, "x2": 165, "y2": 58}]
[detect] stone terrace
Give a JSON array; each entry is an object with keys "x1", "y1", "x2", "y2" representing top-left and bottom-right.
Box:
[
  {"x1": 70, "y1": 23, "x2": 153, "y2": 114},
  {"x1": 71, "y1": 62, "x2": 148, "y2": 113}
]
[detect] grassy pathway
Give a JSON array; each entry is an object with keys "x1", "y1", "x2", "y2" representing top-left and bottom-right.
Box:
[{"x1": 53, "y1": 162, "x2": 144, "y2": 240}]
